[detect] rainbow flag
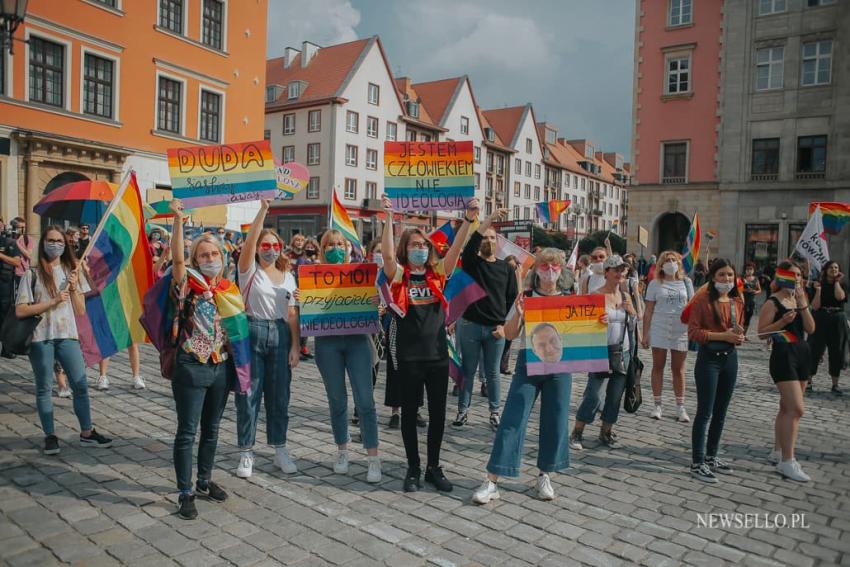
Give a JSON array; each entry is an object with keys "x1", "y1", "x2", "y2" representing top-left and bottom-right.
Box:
[
  {"x1": 384, "y1": 141, "x2": 474, "y2": 212},
  {"x1": 330, "y1": 189, "x2": 363, "y2": 254},
  {"x1": 535, "y1": 200, "x2": 571, "y2": 224},
  {"x1": 775, "y1": 268, "x2": 797, "y2": 290},
  {"x1": 772, "y1": 330, "x2": 799, "y2": 344},
  {"x1": 681, "y1": 212, "x2": 701, "y2": 273},
  {"x1": 444, "y1": 266, "x2": 487, "y2": 325},
  {"x1": 76, "y1": 173, "x2": 155, "y2": 367},
  {"x1": 448, "y1": 335, "x2": 463, "y2": 388},
  {"x1": 427, "y1": 221, "x2": 456, "y2": 257},
  {"x1": 144, "y1": 199, "x2": 177, "y2": 220},
  {"x1": 809, "y1": 202, "x2": 850, "y2": 235}
]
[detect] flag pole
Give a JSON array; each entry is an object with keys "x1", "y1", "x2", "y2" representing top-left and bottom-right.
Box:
[{"x1": 81, "y1": 169, "x2": 134, "y2": 262}]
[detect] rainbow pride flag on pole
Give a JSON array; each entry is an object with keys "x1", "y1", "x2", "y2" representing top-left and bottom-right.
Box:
[
  {"x1": 681, "y1": 212, "x2": 701, "y2": 274},
  {"x1": 76, "y1": 172, "x2": 154, "y2": 367},
  {"x1": 535, "y1": 200, "x2": 570, "y2": 224},
  {"x1": 330, "y1": 188, "x2": 363, "y2": 255},
  {"x1": 809, "y1": 202, "x2": 850, "y2": 235}
]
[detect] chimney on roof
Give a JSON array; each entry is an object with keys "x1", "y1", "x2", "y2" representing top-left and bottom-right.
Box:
[
  {"x1": 302, "y1": 41, "x2": 320, "y2": 67},
  {"x1": 396, "y1": 77, "x2": 411, "y2": 92},
  {"x1": 283, "y1": 47, "x2": 300, "y2": 69}
]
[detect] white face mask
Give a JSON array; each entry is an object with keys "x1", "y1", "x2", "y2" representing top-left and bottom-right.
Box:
[
  {"x1": 372, "y1": 252, "x2": 384, "y2": 268},
  {"x1": 536, "y1": 268, "x2": 561, "y2": 283},
  {"x1": 714, "y1": 282, "x2": 734, "y2": 294},
  {"x1": 590, "y1": 262, "x2": 604, "y2": 275},
  {"x1": 662, "y1": 261, "x2": 679, "y2": 276}
]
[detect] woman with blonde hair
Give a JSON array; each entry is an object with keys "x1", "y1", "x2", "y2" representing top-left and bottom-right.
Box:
[
  {"x1": 642, "y1": 250, "x2": 693, "y2": 422},
  {"x1": 234, "y1": 200, "x2": 300, "y2": 479}
]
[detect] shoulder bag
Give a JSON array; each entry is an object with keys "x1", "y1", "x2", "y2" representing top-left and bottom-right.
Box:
[{"x1": 0, "y1": 269, "x2": 42, "y2": 355}]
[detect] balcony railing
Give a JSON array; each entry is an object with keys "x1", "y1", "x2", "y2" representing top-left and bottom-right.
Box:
[
  {"x1": 662, "y1": 176, "x2": 686, "y2": 184},
  {"x1": 796, "y1": 171, "x2": 825, "y2": 180},
  {"x1": 751, "y1": 173, "x2": 778, "y2": 182}
]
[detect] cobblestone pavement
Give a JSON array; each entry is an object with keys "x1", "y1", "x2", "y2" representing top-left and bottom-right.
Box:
[{"x1": 1, "y1": 337, "x2": 849, "y2": 566}]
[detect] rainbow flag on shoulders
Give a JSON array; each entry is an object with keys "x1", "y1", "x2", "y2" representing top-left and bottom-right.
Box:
[
  {"x1": 330, "y1": 188, "x2": 363, "y2": 254},
  {"x1": 681, "y1": 212, "x2": 701, "y2": 274},
  {"x1": 809, "y1": 202, "x2": 850, "y2": 235},
  {"x1": 76, "y1": 173, "x2": 155, "y2": 367}
]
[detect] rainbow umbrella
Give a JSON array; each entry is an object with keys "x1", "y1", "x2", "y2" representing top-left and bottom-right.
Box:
[{"x1": 34, "y1": 180, "x2": 116, "y2": 224}]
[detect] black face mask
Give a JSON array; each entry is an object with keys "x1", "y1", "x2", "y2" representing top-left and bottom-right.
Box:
[{"x1": 305, "y1": 249, "x2": 317, "y2": 256}]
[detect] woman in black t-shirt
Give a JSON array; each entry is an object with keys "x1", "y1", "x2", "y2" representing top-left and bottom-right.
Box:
[
  {"x1": 808, "y1": 261, "x2": 847, "y2": 395},
  {"x1": 380, "y1": 195, "x2": 474, "y2": 493}
]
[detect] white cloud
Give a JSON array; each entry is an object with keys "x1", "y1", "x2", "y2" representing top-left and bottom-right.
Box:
[{"x1": 266, "y1": 0, "x2": 361, "y2": 56}]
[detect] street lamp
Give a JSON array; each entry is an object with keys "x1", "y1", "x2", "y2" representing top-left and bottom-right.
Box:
[{"x1": 1, "y1": 0, "x2": 28, "y2": 55}]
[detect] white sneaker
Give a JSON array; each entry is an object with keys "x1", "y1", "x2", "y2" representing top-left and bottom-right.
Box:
[
  {"x1": 768, "y1": 449, "x2": 782, "y2": 465},
  {"x1": 236, "y1": 452, "x2": 254, "y2": 478},
  {"x1": 333, "y1": 450, "x2": 350, "y2": 474},
  {"x1": 650, "y1": 404, "x2": 662, "y2": 420},
  {"x1": 472, "y1": 479, "x2": 500, "y2": 505},
  {"x1": 97, "y1": 376, "x2": 110, "y2": 390},
  {"x1": 776, "y1": 459, "x2": 810, "y2": 482},
  {"x1": 58, "y1": 387, "x2": 71, "y2": 398},
  {"x1": 132, "y1": 376, "x2": 146, "y2": 390},
  {"x1": 676, "y1": 405, "x2": 690, "y2": 423},
  {"x1": 275, "y1": 446, "x2": 298, "y2": 474},
  {"x1": 536, "y1": 473, "x2": 555, "y2": 501},
  {"x1": 366, "y1": 456, "x2": 382, "y2": 483}
]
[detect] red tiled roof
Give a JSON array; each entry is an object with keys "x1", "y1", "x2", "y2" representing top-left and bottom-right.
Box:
[
  {"x1": 412, "y1": 77, "x2": 463, "y2": 127},
  {"x1": 394, "y1": 77, "x2": 440, "y2": 129},
  {"x1": 477, "y1": 107, "x2": 513, "y2": 152},
  {"x1": 481, "y1": 106, "x2": 526, "y2": 148}
]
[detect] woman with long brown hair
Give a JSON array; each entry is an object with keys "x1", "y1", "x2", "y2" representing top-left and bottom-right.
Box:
[
  {"x1": 16, "y1": 225, "x2": 112, "y2": 455},
  {"x1": 234, "y1": 199, "x2": 301, "y2": 479},
  {"x1": 808, "y1": 260, "x2": 846, "y2": 395}
]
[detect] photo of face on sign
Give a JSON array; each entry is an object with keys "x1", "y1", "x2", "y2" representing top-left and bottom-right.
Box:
[{"x1": 530, "y1": 323, "x2": 563, "y2": 363}]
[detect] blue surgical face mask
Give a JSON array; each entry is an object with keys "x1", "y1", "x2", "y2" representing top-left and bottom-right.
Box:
[
  {"x1": 45, "y1": 243, "x2": 65, "y2": 259},
  {"x1": 325, "y1": 247, "x2": 345, "y2": 264},
  {"x1": 408, "y1": 248, "x2": 429, "y2": 266},
  {"x1": 259, "y1": 249, "x2": 280, "y2": 264}
]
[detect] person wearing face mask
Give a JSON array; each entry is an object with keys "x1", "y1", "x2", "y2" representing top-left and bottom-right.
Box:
[
  {"x1": 579, "y1": 247, "x2": 608, "y2": 295},
  {"x1": 16, "y1": 226, "x2": 111, "y2": 455},
  {"x1": 308, "y1": 229, "x2": 382, "y2": 483},
  {"x1": 381, "y1": 196, "x2": 472, "y2": 492},
  {"x1": 642, "y1": 251, "x2": 694, "y2": 423},
  {"x1": 473, "y1": 249, "x2": 576, "y2": 504},
  {"x1": 232, "y1": 200, "x2": 301, "y2": 479},
  {"x1": 741, "y1": 262, "x2": 762, "y2": 335},
  {"x1": 647, "y1": 254, "x2": 658, "y2": 282},
  {"x1": 687, "y1": 258, "x2": 745, "y2": 483},
  {"x1": 758, "y1": 260, "x2": 816, "y2": 482},
  {"x1": 166, "y1": 200, "x2": 248, "y2": 520},
  {"x1": 807, "y1": 261, "x2": 847, "y2": 395},
  {"x1": 287, "y1": 233, "x2": 306, "y2": 264}
]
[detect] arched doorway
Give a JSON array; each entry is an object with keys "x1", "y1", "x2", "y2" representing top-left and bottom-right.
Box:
[
  {"x1": 40, "y1": 172, "x2": 91, "y2": 232},
  {"x1": 653, "y1": 212, "x2": 691, "y2": 255}
]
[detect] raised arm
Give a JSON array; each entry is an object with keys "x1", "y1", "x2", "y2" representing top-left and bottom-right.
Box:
[
  {"x1": 170, "y1": 200, "x2": 186, "y2": 284},
  {"x1": 380, "y1": 195, "x2": 398, "y2": 281},
  {"x1": 239, "y1": 199, "x2": 269, "y2": 274}
]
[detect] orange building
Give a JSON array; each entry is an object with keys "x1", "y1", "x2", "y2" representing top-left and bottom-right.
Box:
[{"x1": 0, "y1": 0, "x2": 268, "y2": 235}]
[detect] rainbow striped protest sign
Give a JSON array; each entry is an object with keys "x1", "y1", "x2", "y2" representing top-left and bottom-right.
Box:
[
  {"x1": 298, "y1": 263, "x2": 379, "y2": 336},
  {"x1": 168, "y1": 140, "x2": 277, "y2": 208},
  {"x1": 524, "y1": 295, "x2": 609, "y2": 376},
  {"x1": 384, "y1": 141, "x2": 474, "y2": 212}
]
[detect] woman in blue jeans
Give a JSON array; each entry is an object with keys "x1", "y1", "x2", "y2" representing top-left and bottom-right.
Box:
[
  {"x1": 16, "y1": 226, "x2": 112, "y2": 455},
  {"x1": 686, "y1": 258, "x2": 744, "y2": 483},
  {"x1": 473, "y1": 249, "x2": 576, "y2": 504},
  {"x1": 570, "y1": 255, "x2": 636, "y2": 450},
  {"x1": 311, "y1": 229, "x2": 381, "y2": 483},
  {"x1": 234, "y1": 200, "x2": 300, "y2": 479}
]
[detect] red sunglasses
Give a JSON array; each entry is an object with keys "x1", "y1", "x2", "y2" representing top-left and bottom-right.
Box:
[{"x1": 259, "y1": 242, "x2": 281, "y2": 251}]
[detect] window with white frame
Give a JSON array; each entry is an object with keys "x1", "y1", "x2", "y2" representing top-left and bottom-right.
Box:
[
  {"x1": 368, "y1": 83, "x2": 379, "y2": 105},
  {"x1": 282, "y1": 145, "x2": 295, "y2": 163},
  {"x1": 758, "y1": 0, "x2": 786, "y2": 15},
  {"x1": 474, "y1": 146, "x2": 481, "y2": 163},
  {"x1": 486, "y1": 202, "x2": 493, "y2": 216},
  {"x1": 668, "y1": 0, "x2": 692, "y2": 26},
  {"x1": 29, "y1": 37, "x2": 65, "y2": 107},
  {"x1": 308, "y1": 109, "x2": 321, "y2": 132},
  {"x1": 573, "y1": 175, "x2": 578, "y2": 189},
  {"x1": 756, "y1": 46, "x2": 784, "y2": 90},
  {"x1": 534, "y1": 186, "x2": 540, "y2": 200},
  {"x1": 581, "y1": 178, "x2": 586, "y2": 190},
  {"x1": 83, "y1": 53, "x2": 115, "y2": 118},
  {"x1": 201, "y1": 0, "x2": 224, "y2": 50},
  {"x1": 199, "y1": 90, "x2": 222, "y2": 142},
  {"x1": 346, "y1": 110, "x2": 359, "y2": 133},
  {"x1": 524, "y1": 184, "x2": 531, "y2": 199},
  {"x1": 406, "y1": 129, "x2": 416, "y2": 142},
  {"x1": 366, "y1": 149, "x2": 378, "y2": 170},
  {"x1": 497, "y1": 155, "x2": 504, "y2": 175},
  {"x1": 366, "y1": 181, "x2": 377, "y2": 200},
  {"x1": 406, "y1": 100, "x2": 419, "y2": 118},
  {"x1": 344, "y1": 178, "x2": 357, "y2": 200},
  {"x1": 534, "y1": 164, "x2": 541, "y2": 179},
  {"x1": 366, "y1": 116, "x2": 378, "y2": 138},
  {"x1": 515, "y1": 158, "x2": 522, "y2": 174},
  {"x1": 665, "y1": 54, "x2": 691, "y2": 94},
  {"x1": 159, "y1": 0, "x2": 184, "y2": 33},
  {"x1": 345, "y1": 144, "x2": 358, "y2": 166},
  {"x1": 486, "y1": 152, "x2": 494, "y2": 173},
  {"x1": 514, "y1": 181, "x2": 520, "y2": 197},
  {"x1": 801, "y1": 40, "x2": 832, "y2": 86},
  {"x1": 307, "y1": 143, "x2": 320, "y2": 165},
  {"x1": 662, "y1": 141, "x2": 688, "y2": 182},
  {"x1": 513, "y1": 206, "x2": 520, "y2": 219},
  {"x1": 287, "y1": 82, "x2": 301, "y2": 100},
  {"x1": 283, "y1": 113, "x2": 295, "y2": 135},
  {"x1": 460, "y1": 116, "x2": 469, "y2": 135},
  {"x1": 525, "y1": 161, "x2": 531, "y2": 177},
  {"x1": 157, "y1": 75, "x2": 182, "y2": 132},
  {"x1": 523, "y1": 207, "x2": 530, "y2": 220},
  {"x1": 525, "y1": 138, "x2": 532, "y2": 153},
  {"x1": 386, "y1": 121, "x2": 397, "y2": 141},
  {"x1": 307, "y1": 177, "x2": 320, "y2": 199}
]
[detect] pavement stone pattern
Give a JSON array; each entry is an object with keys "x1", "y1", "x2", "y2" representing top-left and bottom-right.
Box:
[{"x1": 1, "y1": 337, "x2": 848, "y2": 566}]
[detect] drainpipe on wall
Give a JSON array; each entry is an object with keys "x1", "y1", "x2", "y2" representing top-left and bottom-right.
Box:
[{"x1": 328, "y1": 101, "x2": 337, "y2": 233}]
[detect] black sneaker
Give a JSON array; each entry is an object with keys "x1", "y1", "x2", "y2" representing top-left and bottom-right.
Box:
[
  {"x1": 599, "y1": 431, "x2": 618, "y2": 448},
  {"x1": 177, "y1": 493, "x2": 198, "y2": 520},
  {"x1": 706, "y1": 456, "x2": 733, "y2": 474},
  {"x1": 1, "y1": 350, "x2": 16, "y2": 359},
  {"x1": 44, "y1": 435, "x2": 60, "y2": 455},
  {"x1": 425, "y1": 465, "x2": 453, "y2": 492},
  {"x1": 80, "y1": 428, "x2": 112, "y2": 448},
  {"x1": 690, "y1": 463, "x2": 718, "y2": 483},
  {"x1": 388, "y1": 414, "x2": 400, "y2": 429},
  {"x1": 832, "y1": 386, "x2": 843, "y2": 397},
  {"x1": 196, "y1": 480, "x2": 227, "y2": 502},
  {"x1": 452, "y1": 411, "x2": 468, "y2": 427},
  {"x1": 416, "y1": 412, "x2": 427, "y2": 428},
  {"x1": 489, "y1": 412, "x2": 501, "y2": 431},
  {"x1": 805, "y1": 382, "x2": 813, "y2": 394},
  {"x1": 403, "y1": 467, "x2": 422, "y2": 493}
]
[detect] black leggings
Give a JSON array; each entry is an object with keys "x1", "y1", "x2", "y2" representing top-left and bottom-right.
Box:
[
  {"x1": 808, "y1": 310, "x2": 847, "y2": 378},
  {"x1": 398, "y1": 359, "x2": 449, "y2": 469}
]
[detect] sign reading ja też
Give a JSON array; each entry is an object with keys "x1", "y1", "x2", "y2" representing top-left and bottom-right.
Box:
[
  {"x1": 384, "y1": 141, "x2": 474, "y2": 212},
  {"x1": 298, "y1": 263, "x2": 380, "y2": 337},
  {"x1": 168, "y1": 140, "x2": 278, "y2": 209},
  {"x1": 523, "y1": 294, "x2": 609, "y2": 376}
]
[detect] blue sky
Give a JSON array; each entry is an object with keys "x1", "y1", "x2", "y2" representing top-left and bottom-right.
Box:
[{"x1": 267, "y1": 0, "x2": 636, "y2": 157}]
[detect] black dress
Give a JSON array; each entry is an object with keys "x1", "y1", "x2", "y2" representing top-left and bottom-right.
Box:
[{"x1": 768, "y1": 296, "x2": 812, "y2": 383}]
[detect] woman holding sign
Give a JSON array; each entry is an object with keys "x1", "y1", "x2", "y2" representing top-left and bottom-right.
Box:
[
  {"x1": 312, "y1": 230, "x2": 382, "y2": 484},
  {"x1": 380, "y1": 195, "x2": 473, "y2": 493},
  {"x1": 234, "y1": 200, "x2": 300, "y2": 479},
  {"x1": 472, "y1": 249, "x2": 576, "y2": 504}
]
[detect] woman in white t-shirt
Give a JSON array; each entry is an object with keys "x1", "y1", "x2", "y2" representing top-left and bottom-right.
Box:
[
  {"x1": 579, "y1": 247, "x2": 608, "y2": 295},
  {"x1": 234, "y1": 200, "x2": 300, "y2": 479},
  {"x1": 641, "y1": 250, "x2": 693, "y2": 423}
]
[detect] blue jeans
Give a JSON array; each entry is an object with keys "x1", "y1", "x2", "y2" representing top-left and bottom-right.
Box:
[
  {"x1": 487, "y1": 351, "x2": 572, "y2": 477},
  {"x1": 575, "y1": 351, "x2": 630, "y2": 425},
  {"x1": 692, "y1": 347, "x2": 738, "y2": 464},
  {"x1": 29, "y1": 339, "x2": 92, "y2": 435},
  {"x1": 235, "y1": 319, "x2": 292, "y2": 449},
  {"x1": 315, "y1": 335, "x2": 379, "y2": 449},
  {"x1": 458, "y1": 318, "x2": 505, "y2": 413},
  {"x1": 171, "y1": 352, "x2": 232, "y2": 492}
]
